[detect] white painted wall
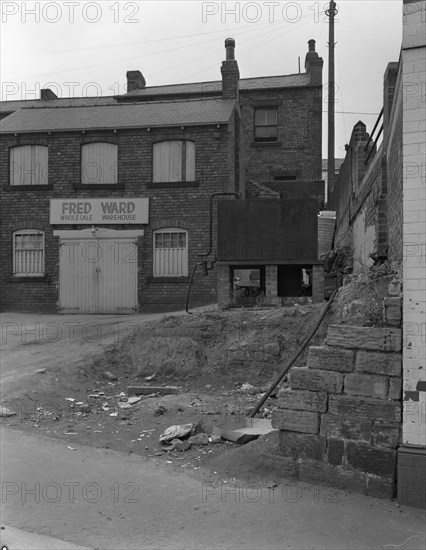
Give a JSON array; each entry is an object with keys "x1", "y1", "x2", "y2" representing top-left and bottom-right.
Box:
[{"x1": 402, "y1": 0, "x2": 426, "y2": 447}]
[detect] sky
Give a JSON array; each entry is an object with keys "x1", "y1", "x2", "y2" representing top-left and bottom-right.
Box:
[{"x1": 0, "y1": 1, "x2": 403, "y2": 157}]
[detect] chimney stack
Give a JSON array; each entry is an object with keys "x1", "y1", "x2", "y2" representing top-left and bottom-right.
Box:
[
  {"x1": 221, "y1": 38, "x2": 239, "y2": 100},
  {"x1": 126, "y1": 70, "x2": 146, "y2": 93},
  {"x1": 304, "y1": 39, "x2": 323, "y2": 86},
  {"x1": 40, "y1": 88, "x2": 58, "y2": 101}
]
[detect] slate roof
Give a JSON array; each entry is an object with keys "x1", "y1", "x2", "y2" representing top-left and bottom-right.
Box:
[
  {"x1": 122, "y1": 73, "x2": 311, "y2": 99},
  {"x1": 0, "y1": 98, "x2": 236, "y2": 134}
]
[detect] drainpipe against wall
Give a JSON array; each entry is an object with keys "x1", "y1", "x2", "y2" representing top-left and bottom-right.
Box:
[{"x1": 185, "y1": 192, "x2": 240, "y2": 314}]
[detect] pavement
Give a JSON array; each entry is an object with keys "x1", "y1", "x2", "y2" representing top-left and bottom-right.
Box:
[{"x1": 1, "y1": 427, "x2": 426, "y2": 550}]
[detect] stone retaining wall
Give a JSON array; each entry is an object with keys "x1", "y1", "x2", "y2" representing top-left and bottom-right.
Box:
[{"x1": 272, "y1": 324, "x2": 402, "y2": 499}]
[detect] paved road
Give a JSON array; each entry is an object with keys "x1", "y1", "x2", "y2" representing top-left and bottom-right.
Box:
[{"x1": 1, "y1": 427, "x2": 425, "y2": 550}]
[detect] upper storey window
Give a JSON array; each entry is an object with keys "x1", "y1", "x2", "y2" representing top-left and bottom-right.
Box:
[
  {"x1": 81, "y1": 142, "x2": 118, "y2": 184},
  {"x1": 254, "y1": 109, "x2": 278, "y2": 142},
  {"x1": 153, "y1": 140, "x2": 195, "y2": 183},
  {"x1": 10, "y1": 145, "x2": 48, "y2": 186}
]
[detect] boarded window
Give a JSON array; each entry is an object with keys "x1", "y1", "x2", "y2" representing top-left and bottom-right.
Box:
[
  {"x1": 81, "y1": 142, "x2": 118, "y2": 184},
  {"x1": 153, "y1": 229, "x2": 188, "y2": 276},
  {"x1": 254, "y1": 109, "x2": 278, "y2": 141},
  {"x1": 10, "y1": 145, "x2": 48, "y2": 186},
  {"x1": 13, "y1": 230, "x2": 45, "y2": 276},
  {"x1": 153, "y1": 140, "x2": 195, "y2": 182}
]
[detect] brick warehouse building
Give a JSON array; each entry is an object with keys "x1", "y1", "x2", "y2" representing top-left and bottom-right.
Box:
[{"x1": 0, "y1": 39, "x2": 324, "y2": 314}]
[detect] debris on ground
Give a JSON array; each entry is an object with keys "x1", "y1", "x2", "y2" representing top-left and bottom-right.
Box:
[
  {"x1": 188, "y1": 433, "x2": 209, "y2": 445},
  {"x1": 103, "y1": 371, "x2": 118, "y2": 381},
  {"x1": 0, "y1": 406, "x2": 16, "y2": 418},
  {"x1": 127, "y1": 386, "x2": 180, "y2": 396},
  {"x1": 154, "y1": 405, "x2": 167, "y2": 416},
  {"x1": 165, "y1": 439, "x2": 192, "y2": 452},
  {"x1": 159, "y1": 423, "x2": 194, "y2": 443}
]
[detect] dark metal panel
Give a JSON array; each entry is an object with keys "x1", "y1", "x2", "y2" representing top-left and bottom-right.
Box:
[{"x1": 218, "y1": 199, "x2": 318, "y2": 263}]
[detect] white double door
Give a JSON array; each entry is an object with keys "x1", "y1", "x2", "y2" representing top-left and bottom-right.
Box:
[{"x1": 56, "y1": 228, "x2": 143, "y2": 314}]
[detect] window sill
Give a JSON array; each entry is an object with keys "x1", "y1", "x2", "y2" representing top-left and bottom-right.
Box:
[
  {"x1": 5, "y1": 185, "x2": 52, "y2": 191},
  {"x1": 251, "y1": 141, "x2": 282, "y2": 148},
  {"x1": 8, "y1": 276, "x2": 49, "y2": 283},
  {"x1": 147, "y1": 276, "x2": 190, "y2": 284},
  {"x1": 147, "y1": 181, "x2": 199, "y2": 188},
  {"x1": 74, "y1": 182, "x2": 124, "y2": 190}
]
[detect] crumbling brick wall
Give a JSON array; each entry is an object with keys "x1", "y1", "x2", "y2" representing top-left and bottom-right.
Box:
[{"x1": 272, "y1": 299, "x2": 402, "y2": 499}]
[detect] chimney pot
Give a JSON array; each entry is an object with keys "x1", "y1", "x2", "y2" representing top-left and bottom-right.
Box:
[
  {"x1": 225, "y1": 37, "x2": 236, "y2": 60},
  {"x1": 308, "y1": 39, "x2": 316, "y2": 52}
]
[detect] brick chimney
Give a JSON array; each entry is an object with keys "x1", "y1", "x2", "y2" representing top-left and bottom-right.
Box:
[
  {"x1": 383, "y1": 62, "x2": 399, "y2": 141},
  {"x1": 40, "y1": 88, "x2": 58, "y2": 100},
  {"x1": 221, "y1": 38, "x2": 239, "y2": 100},
  {"x1": 305, "y1": 39, "x2": 323, "y2": 86},
  {"x1": 126, "y1": 70, "x2": 146, "y2": 93}
]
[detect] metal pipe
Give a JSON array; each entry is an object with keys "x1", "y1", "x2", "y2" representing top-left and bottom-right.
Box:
[
  {"x1": 248, "y1": 288, "x2": 338, "y2": 418},
  {"x1": 199, "y1": 192, "x2": 240, "y2": 258},
  {"x1": 185, "y1": 262, "x2": 203, "y2": 314}
]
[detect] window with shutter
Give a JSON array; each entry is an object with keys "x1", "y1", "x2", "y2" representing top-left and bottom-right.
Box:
[
  {"x1": 153, "y1": 141, "x2": 195, "y2": 182},
  {"x1": 10, "y1": 145, "x2": 48, "y2": 186},
  {"x1": 81, "y1": 142, "x2": 118, "y2": 184}
]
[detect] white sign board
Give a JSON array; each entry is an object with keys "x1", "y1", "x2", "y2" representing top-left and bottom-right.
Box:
[{"x1": 50, "y1": 198, "x2": 149, "y2": 225}]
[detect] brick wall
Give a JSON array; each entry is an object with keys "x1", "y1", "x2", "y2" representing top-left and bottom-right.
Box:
[{"x1": 0, "y1": 122, "x2": 239, "y2": 313}]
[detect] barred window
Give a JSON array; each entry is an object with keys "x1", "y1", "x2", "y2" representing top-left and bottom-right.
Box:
[
  {"x1": 13, "y1": 230, "x2": 45, "y2": 276},
  {"x1": 153, "y1": 229, "x2": 188, "y2": 277}
]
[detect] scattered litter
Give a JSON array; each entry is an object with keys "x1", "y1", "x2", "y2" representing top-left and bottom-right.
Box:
[
  {"x1": 127, "y1": 385, "x2": 179, "y2": 396},
  {"x1": 35, "y1": 368, "x2": 46, "y2": 374},
  {"x1": 0, "y1": 406, "x2": 16, "y2": 418},
  {"x1": 188, "y1": 433, "x2": 209, "y2": 446},
  {"x1": 142, "y1": 429, "x2": 156, "y2": 433},
  {"x1": 65, "y1": 398, "x2": 75, "y2": 402},
  {"x1": 63, "y1": 432, "x2": 78, "y2": 435},
  {"x1": 164, "y1": 438, "x2": 191, "y2": 452},
  {"x1": 76, "y1": 402, "x2": 83, "y2": 406},
  {"x1": 118, "y1": 392, "x2": 127, "y2": 399},
  {"x1": 103, "y1": 371, "x2": 118, "y2": 382},
  {"x1": 101, "y1": 403, "x2": 110, "y2": 411},
  {"x1": 127, "y1": 396, "x2": 142, "y2": 405},
  {"x1": 159, "y1": 423, "x2": 194, "y2": 443},
  {"x1": 67, "y1": 446, "x2": 77, "y2": 451},
  {"x1": 209, "y1": 434, "x2": 222, "y2": 444},
  {"x1": 166, "y1": 460, "x2": 173, "y2": 464},
  {"x1": 94, "y1": 430, "x2": 102, "y2": 433},
  {"x1": 145, "y1": 374, "x2": 156, "y2": 381},
  {"x1": 109, "y1": 412, "x2": 118, "y2": 417},
  {"x1": 154, "y1": 405, "x2": 167, "y2": 416},
  {"x1": 118, "y1": 402, "x2": 131, "y2": 409},
  {"x1": 86, "y1": 427, "x2": 92, "y2": 429},
  {"x1": 205, "y1": 384, "x2": 212, "y2": 389}
]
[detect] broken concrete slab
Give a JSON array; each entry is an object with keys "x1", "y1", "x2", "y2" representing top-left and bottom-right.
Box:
[
  {"x1": 103, "y1": 371, "x2": 118, "y2": 381},
  {"x1": 188, "y1": 433, "x2": 209, "y2": 445},
  {"x1": 127, "y1": 386, "x2": 179, "y2": 396},
  {"x1": 0, "y1": 405, "x2": 17, "y2": 418}
]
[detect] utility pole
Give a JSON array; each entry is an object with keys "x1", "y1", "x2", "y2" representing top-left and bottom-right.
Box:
[{"x1": 326, "y1": 0, "x2": 338, "y2": 203}]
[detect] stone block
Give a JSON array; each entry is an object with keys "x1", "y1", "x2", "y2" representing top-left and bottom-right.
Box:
[
  {"x1": 277, "y1": 388, "x2": 328, "y2": 412},
  {"x1": 271, "y1": 408, "x2": 319, "y2": 434},
  {"x1": 278, "y1": 431, "x2": 326, "y2": 461},
  {"x1": 308, "y1": 346, "x2": 354, "y2": 373},
  {"x1": 355, "y1": 351, "x2": 402, "y2": 376},
  {"x1": 328, "y1": 395, "x2": 401, "y2": 422},
  {"x1": 344, "y1": 373, "x2": 389, "y2": 399},
  {"x1": 346, "y1": 441, "x2": 396, "y2": 476},
  {"x1": 298, "y1": 460, "x2": 366, "y2": 495},
  {"x1": 326, "y1": 325, "x2": 402, "y2": 352},
  {"x1": 388, "y1": 378, "x2": 402, "y2": 400},
  {"x1": 327, "y1": 439, "x2": 345, "y2": 466},
  {"x1": 290, "y1": 367, "x2": 343, "y2": 394},
  {"x1": 388, "y1": 280, "x2": 401, "y2": 297},
  {"x1": 366, "y1": 476, "x2": 396, "y2": 499},
  {"x1": 371, "y1": 422, "x2": 400, "y2": 449},
  {"x1": 383, "y1": 297, "x2": 402, "y2": 327},
  {"x1": 320, "y1": 415, "x2": 372, "y2": 442}
]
